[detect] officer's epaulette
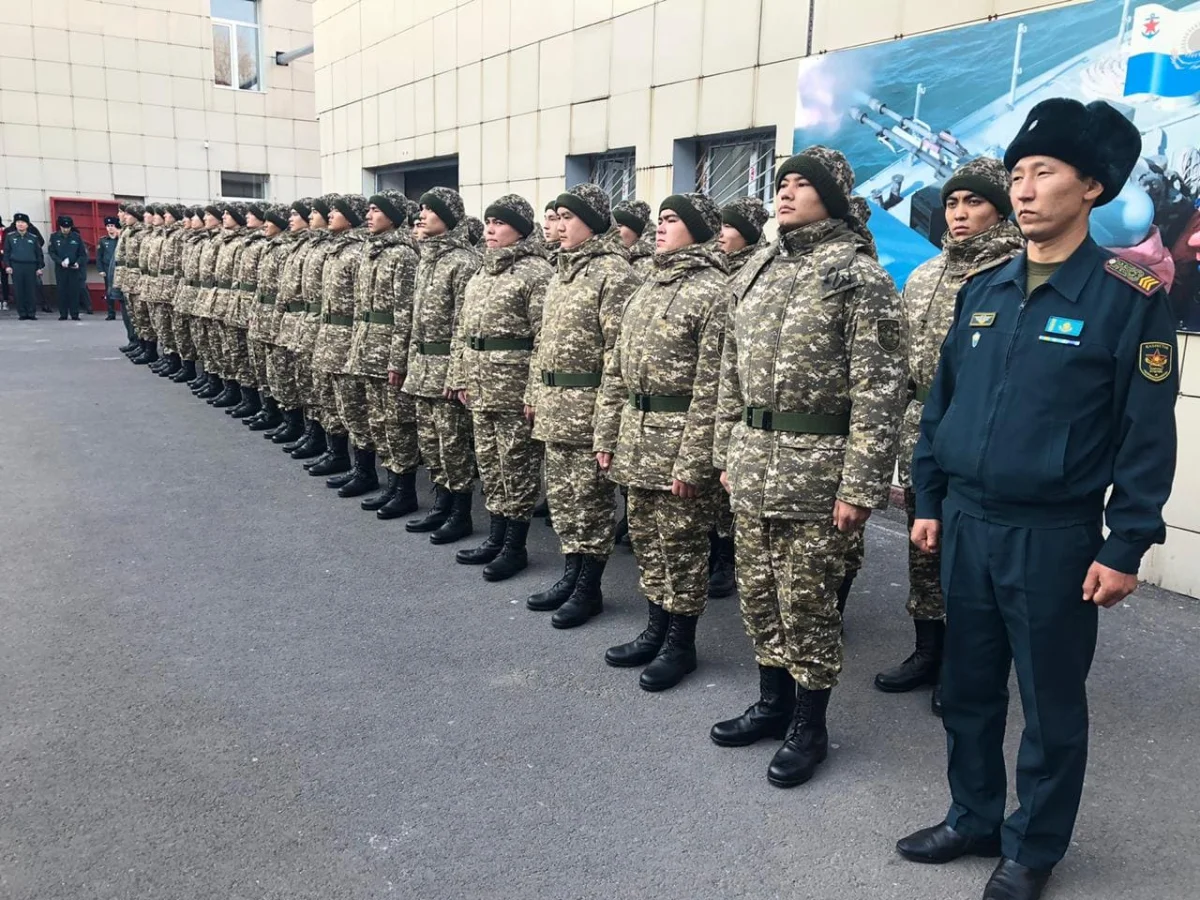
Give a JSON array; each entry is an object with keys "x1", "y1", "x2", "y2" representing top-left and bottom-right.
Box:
[
  {"x1": 1104, "y1": 257, "x2": 1163, "y2": 296},
  {"x1": 963, "y1": 253, "x2": 1015, "y2": 281}
]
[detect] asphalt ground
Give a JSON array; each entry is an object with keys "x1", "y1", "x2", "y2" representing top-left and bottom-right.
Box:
[{"x1": 2, "y1": 314, "x2": 1198, "y2": 900}]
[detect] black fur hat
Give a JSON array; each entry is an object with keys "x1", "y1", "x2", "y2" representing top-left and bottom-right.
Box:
[{"x1": 1003, "y1": 98, "x2": 1141, "y2": 208}]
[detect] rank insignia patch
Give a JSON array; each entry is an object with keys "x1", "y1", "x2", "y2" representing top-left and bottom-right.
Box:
[
  {"x1": 876, "y1": 318, "x2": 901, "y2": 352},
  {"x1": 969, "y1": 312, "x2": 996, "y2": 327},
  {"x1": 1105, "y1": 257, "x2": 1162, "y2": 296},
  {"x1": 1139, "y1": 341, "x2": 1173, "y2": 382}
]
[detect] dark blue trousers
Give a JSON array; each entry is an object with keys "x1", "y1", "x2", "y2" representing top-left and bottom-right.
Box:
[{"x1": 940, "y1": 498, "x2": 1100, "y2": 871}]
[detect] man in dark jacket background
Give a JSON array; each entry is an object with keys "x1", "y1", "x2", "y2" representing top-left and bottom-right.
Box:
[
  {"x1": 3, "y1": 214, "x2": 45, "y2": 320},
  {"x1": 48, "y1": 215, "x2": 88, "y2": 321},
  {"x1": 97, "y1": 216, "x2": 121, "y2": 320}
]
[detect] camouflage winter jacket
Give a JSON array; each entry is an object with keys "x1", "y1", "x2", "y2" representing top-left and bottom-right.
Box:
[
  {"x1": 347, "y1": 228, "x2": 419, "y2": 380},
  {"x1": 896, "y1": 220, "x2": 1022, "y2": 487},
  {"x1": 172, "y1": 230, "x2": 207, "y2": 316},
  {"x1": 156, "y1": 224, "x2": 186, "y2": 307},
  {"x1": 723, "y1": 241, "x2": 764, "y2": 276},
  {"x1": 272, "y1": 230, "x2": 316, "y2": 348},
  {"x1": 116, "y1": 225, "x2": 146, "y2": 296},
  {"x1": 449, "y1": 235, "x2": 552, "y2": 412},
  {"x1": 403, "y1": 226, "x2": 480, "y2": 399},
  {"x1": 293, "y1": 229, "x2": 335, "y2": 356},
  {"x1": 595, "y1": 242, "x2": 730, "y2": 491},
  {"x1": 140, "y1": 227, "x2": 164, "y2": 303},
  {"x1": 527, "y1": 228, "x2": 640, "y2": 446},
  {"x1": 311, "y1": 227, "x2": 368, "y2": 375},
  {"x1": 230, "y1": 229, "x2": 270, "y2": 328},
  {"x1": 191, "y1": 231, "x2": 224, "y2": 318},
  {"x1": 715, "y1": 219, "x2": 906, "y2": 520},
  {"x1": 628, "y1": 233, "x2": 655, "y2": 280},
  {"x1": 247, "y1": 231, "x2": 295, "y2": 343},
  {"x1": 203, "y1": 228, "x2": 247, "y2": 321}
]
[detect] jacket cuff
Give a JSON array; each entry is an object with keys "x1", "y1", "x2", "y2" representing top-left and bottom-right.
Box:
[
  {"x1": 1094, "y1": 534, "x2": 1148, "y2": 576},
  {"x1": 913, "y1": 492, "x2": 942, "y2": 521}
]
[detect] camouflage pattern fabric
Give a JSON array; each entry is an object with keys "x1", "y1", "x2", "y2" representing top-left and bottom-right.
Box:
[
  {"x1": 844, "y1": 525, "x2": 865, "y2": 577},
  {"x1": 132, "y1": 227, "x2": 158, "y2": 338},
  {"x1": 210, "y1": 229, "x2": 247, "y2": 325},
  {"x1": 723, "y1": 242, "x2": 764, "y2": 276},
  {"x1": 314, "y1": 372, "x2": 345, "y2": 435},
  {"x1": 334, "y1": 374, "x2": 373, "y2": 451},
  {"x1": 267, "y1": 346, "x2": 305, "y2": 411},
  {"x1": 714, "y1": 496, "x2": 735, "y2": 539},
  {"x1": 230, "y1": 230, "x2": 269, "y2": 329},
  {"x1": 347, "y1": 227, "x2": 419, "y2": 380},
  {"x1": 191, "y1": 230, "x2": 225, "y2": 319},
  {"x1": 404, "y1": 223, "x2": 480, "y2": 398},
  {"x1": 472, "y1": 410, "x2": 541, "y2": 520},
  {"x1": 274, "y1": 231, "x2": 319, "y2": 350},
  {"x1": 627, "y1": 486, "x2": 715, "y2": 616},
  {"x1": 311, "y1": 228, "x2": 366, "y2": 375},
  {"x1": 545, "y1": 441, "x2": 616, "y2": 558},
  {"x1": 247, "y1": 230, "x2": 292, "y2": 343},
  {"x1": 736, "y1": 514, "x2": 850, "y2": 690},
  {"x1": 449, "y1": 227, "x2": 552, "y2": 411},
  {"x1": 365, "y1": 379, "x2": 419, "y2": 475},
  {"x1": 225, "y1": 327, "x2": 253, "y2": 385},
  {"x1": 904, "y1": 487, "x2": 943, "y2": 620},
  {"x1": 290, "y1": 229, "x2": 334, "y2": 360},
  {"x1": 594, "y1": 241, "x2": 729, "y2": 490},
  {"x1": 896, "y1": 219, "x2": 1022, "y2": 488},
  {"x1": 714, "y1": 218, "x2": 906, "y2": 520},
  {"x1": 527, "y1": 228, "x2": 639, "y2": 446},
  {"x1": 415, "y1": 396, "x2": 475, "y2": 492}
]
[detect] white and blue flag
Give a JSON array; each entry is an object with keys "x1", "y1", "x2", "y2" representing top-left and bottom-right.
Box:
[{"x1": 1124, "y1": 3, "x2": 1200, "y2": 97}]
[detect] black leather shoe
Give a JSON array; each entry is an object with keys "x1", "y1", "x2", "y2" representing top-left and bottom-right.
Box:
[
  {"x1": 527, "y1": 554, "x2": 581, "y2": 611},
  {"x1": 767, "y1": 687, "x2": 831, "y2": 788},
  {"x1": 361, "y1": 470, "x2": 399, "y2": 511},
  {"x1": 456, "y1": 513, "x2": 506, "y2": 564},
  {"x1": 482, "y1": 519, "x2": 530, "y2": 581},
  {"x1": 639, "y1": 613, "x2": 698, "y2": 692},
  {"x1": 875, "y1": 619, "x2": 944, "y2": 693},
  {"x1": 377, "y1": 472, "x2": 419, "y2": 519},
  {"x1": 982, "y1": 858, "x2": 1052, "y2": 900},
  {"x1": 406, "y1": 485, "x2": 452, "y2": 532},
  {"x1": 429, "y1": 491, "x2": 474, "y2": 544},
  {"x1": 710, "y1": 666, "x2": 795, "y2": 747},
  {"x1": 605, "y1": 599, "x2": 669, "y2": 667},
  {"x1": 895, "y1": 823, "x2": 1001, "y2": 864},
  {"x1": 551, "y1": 555, "x2": 605, "y2": 629}
]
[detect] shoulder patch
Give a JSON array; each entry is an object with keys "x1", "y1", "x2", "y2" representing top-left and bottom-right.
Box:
[
  {"x1": 1139, "y1": 341, "x2": 1173, "y2": 382},
  {"x1": 1105, "y1": 257, "x2": 1162, "y2": 296},
  {"x1": 964, "y1": 253, "x2": 1015, "y2": 281},
  {"x1": 876, "y1": 318, "x2": 902, "y2": 353}
]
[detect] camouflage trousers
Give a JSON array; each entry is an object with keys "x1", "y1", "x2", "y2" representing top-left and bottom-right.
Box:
[
  {"x1": 266, "y1": 345, "x2": 304, "y2": 411},
  {"x1": 173, "y1": 312, "x2": 199, "y2": 361},
  {"x1": 735, "y1": 514, "x2": 850, "y2": 691},
  {"x1": 845, "y1": 525, "x2": 866, "y2": 578},
  {"x1": 224, "y1": 326, "x2": 253, "y2": 385},
  {"x1": 311, "y1": 370, "x2": 346, "y2": 435},
  {"x1": 200, "y1": 320, "x2": 226, "y2": 376},
  {"x1": 149, "y1": 304, "x2": 175, "y2": 354},
  {"x1": 334, "y1": 374, "x2": 372, "y2": 451},
  {"x1": 714, "y1": 493, "x2": 735, "y2": 539},
  {"x1": 248, "y1": 338, "x2": 271, "y2": 393},
  {"x1": 414, "y1": 396, "x2": 475, "y2": 492},
  {"x1": 130, "y1": 294, "x2": 155, "y2": 340},
  {"x1": 472, "y1": 409, "x2": 540, "y2": 521},
  {"x1": 545, "y1": 442, "x2": 616, "y2": 558},
  {"x1": 365, "y1": 379, "x2": 419, "y2": 475},
  {"x1": 905, "y1": 488, "x2": 943, "y2": 619},
  {"x1": 627, "y1": 486, "x2": 715, "y2": 616}
]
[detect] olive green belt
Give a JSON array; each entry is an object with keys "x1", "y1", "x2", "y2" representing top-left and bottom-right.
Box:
[
  {"x1": 305, "y1": 301, "x2": 322, "y2": 314},
  {"x1": 469, "y1": 336, "x2": 533, "y2": 351},
  {"x1": 242, "y1": 282, "x2": 258, "y2": 293},
  {"x1": 417, "y1": 341, "x2": 451, "y2": 355},
  {"x1": 322, "y1": 313, "x2": 353, "y2": 326},
  {"x1": 914, "y1": 386, "x2": 931, "y2": 403},
  {"x1": 258, "y1": 292, "x2": 277, "y2": 305},
  {"x1": 187, "y1": 279, "x2": 200, "y2": 288},
  {"x1": 218, "y1": 279, "x2": 233, "y2": 289},
  {"x1": 285, "y1": 301, "x2": 306, "y2": 313},
  {"x1": 202, "y1": 278, "x2": 216, "y2": 288},
  {"x1": 361, "y1": 311, "x2": 394, "y2": 325},
  {"x1": 541, "y1": 370, "x2": 601, "y2": 388},
  {"x1": 743, "y1": 407, "x2": 850, "y2": 435},
  {"x1": 630, "y1": 393, "x2": 691, "y2": 413}
]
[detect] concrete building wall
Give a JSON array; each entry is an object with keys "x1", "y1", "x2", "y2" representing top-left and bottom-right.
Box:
[{"x1": 0, "y1": 0, "x2": 321, "y2": 244}]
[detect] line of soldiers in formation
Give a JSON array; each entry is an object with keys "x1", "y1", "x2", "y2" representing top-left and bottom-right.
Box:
[{"x1": 108, "y1": 145, "x2": 1021, "y2": 790}]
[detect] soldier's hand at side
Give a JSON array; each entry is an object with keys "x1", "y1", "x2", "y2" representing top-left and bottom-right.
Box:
[
  {"x1": 524, "y1": 405, "x2": 535, "y2": 425},
  {"x1": 719, "y1": 470, "x2": 730, "y2": 494},
  {"x1": 833, "y1": 500, "x2": 871, "y2": 534},
  {"x1": 387, "y1": 371, "x2": 403, "y2": 388},
  {"x1": 671, "y1": 479, "x2": 698, "y2": 499},
  {"x1": 61, "y1": 260, "x2": 69, "y2": 269},
  {"x1": 595, "y1": 451, "x2": 612, "y2": 472},
  {"x1": 456, "y1": 389, "x2": 470, "y2": 407},
  {"x1": 911, "y1": 519, "x2": 940, "y2": 554},
  {"x1": 443, "y1": 387, "x2": 457, "y2": 401},
  {"x1": 1083, "y1": 561, "x2": 1138, "y2": 609},
  {"x1": 36, "y1": 269, "x2": 43, "y2": 277}
]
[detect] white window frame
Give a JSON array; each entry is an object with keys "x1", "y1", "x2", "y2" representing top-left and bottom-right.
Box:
[
  {"x1": 211, "y1": 1, "x2": 264, "y2": 93},
  {"x1": 695, "y1": 130, "x2": 777, "y2": 211}
]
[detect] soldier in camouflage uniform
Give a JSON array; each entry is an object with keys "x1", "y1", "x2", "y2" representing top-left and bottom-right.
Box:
[
  {"x1": 292, "y1": 196, "x2": 339, "y2": 467},
  {"x1": 203, "y1": 203, "x2": 252, "y2": 410},
  {"x1": 243, "y1": 205, "x2": 294, "y2": 432},
  {"x1": 309, "y1": 195, "x2": 370, "y2": 482},
  {"x1": 709, "y1": 147, "x2": 906, "y2": 789},
  {"x1": 542, "y1": 200, "x2": 561, "y2": 266},
  {"x1": 349, "y1": 191, "x2": 422, "y2": 519},
  {"x1": 874, "y1": 156, "x2": 1023, "y2": 717},
  {"x1": 268, "y1": 199, "x2": 318, "y2": 449},
  {"x1": 149, "y1": 204, "x2": 187, "y2": 378},
  {"x1": 463, "y1": 215, "x2": 485, "y2": 248},
  {"x1": 525, "y1": 183, "x2": 641, "y2": 628},
  {"x1": 115, "y1": 205, "x2": 144, "y2": 352},
  {"x1": 449, "y1": 193, "x2": 552, "y2": 580},
  {"x1": 222, "y1": 203, "x2": 270, "y2": 421},
  {"x1": 595, "y1": 192, "x2": 728, "y2": 691},
  {"x1": 168, "y1": 208, "x2": 208, "y2": 385},
  {"x1": 189, "y1": 205, "x2": 227, "y2": 399},
  {"x1": 613, "y1": 199, "x2": 655, "y2": 279},
  {"x1": 403, "y1": 187, "x2": 482, "y2": 544},
  {"x1": 139, "y1": 205, "x2": 168, "y2": 367},
  {"x1": 129, "y1": 205, "x2": 161, "y2": 365}
]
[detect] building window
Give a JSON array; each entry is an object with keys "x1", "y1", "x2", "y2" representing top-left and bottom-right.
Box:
[
  {"x1": 113, "y1": 194, "x2": 145, "y2": 205},
  {"x1": 695, "y1": 129, "x2": 776, "y2": 209},
  {"x1": 369, "y1": 157, "x2": 460, "y2": 202},
  {"x1": 221, "y1": 171, "x2": 269, "y2": 199},
  {"x1": 565, "y1": 149, "x2": 636, "y2": 205},
  {"x1": 212, "y1": 0, "x2": 261, "y2": 92}
]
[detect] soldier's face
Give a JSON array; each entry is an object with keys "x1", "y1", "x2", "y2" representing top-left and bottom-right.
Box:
[
  {"x1": 264, "y1": 221, "x2": 282, "y2": 237},
  {"x1": 557, "y1": 208, "x2": 593, "y2": 250},
  {"x1": 328, "y1": 208, "x2": 352, "y2": 232},
  {"x1": 420, "y1": 207, "x2": 447, "y2": 237},
  {"x1": 16, "y1": 221, "x2": 28, "y2": 234},
  {"x1": 222, "y1": 212, "x2": 238, "y2": 229},
  {"x1": 719, "y1": 224, "x2": 748, "y2": 254},
  {"x1": 309, "y1": 210, "x2": 328, "y2": 229},
  {"x1": 246, "y1": 214, "x2": 264, "y2": 228},
  {"x1": 944, "y1": 191, "x2": 1000, "y2": 242},
  {"x1": 617, "y1": 224, "x2": 639, "y2": 248},
  {"x1": 367, "y1": 204, "x2": 395, "y2": 234},
  {"x1": 1010, "y1": 155, "x2": 1103, "y2": 243},
  {"x1": 542, "y1": 211, "x2": 560, "y2": 242},
  {"x1": 107, "y1": 225, "x2": 119, "y2": 237},
  {"x1": 163, "y1": 213, "x2": 176, "y2": 225},
  {"x1": 289, "y1": 210, "x2": 308, "y2": 231},
  {"x1": 655, "y1": 210, "x2": 694, "y2": 253},
  {"x1": 143, "y1": 213, "x2": 153, "y2": 225},
  {"x1": 204, "y1": 213, "x2": 221, "y2": 229},
  {"x1": 412, "y1": 222, "x2": 424, "y2": 240},
  {"x1": 775, "y1": 175, "x2": 829, "y2": 231},
  {"x1": 485, "y1": 217, "x2": 520, "y2": 249}
]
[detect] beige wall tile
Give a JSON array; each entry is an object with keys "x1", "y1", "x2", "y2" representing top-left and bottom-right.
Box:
[
  {"x1": 460, "y1": 183, "x2": 484, "y2": 216},
  {"x1": 574, "y1": 0, "x2": 613, "y2": 29},
  {"x1": 346, "y1": 100, "x2": 364, "y2": 149},
  {"x1": 754, "y1": 59, "x2": 799, "y2": 133},
  {"x1": 609, "y1": 6, "x2": 653, "y2": 96},
  {"x1": 43, "y1": 159, "x2": 79, "y2": 194},
  {"x1": 112, "y1": 164, "x2": 147, "y2": 195},
  {"x1": 0, "y1": 58, "x2": 37, "y2": 94},
  {"x1": 297, "y1": 120, "x2": 321, "y2": 152},
  {"x1": 702, "y1": 0, "x2": 760, "y2": 76},
  {"x1": 570, "y1": 98, "x2": 608, "y2": 155},
  {"x1": 412, "y1": 18, "x2": 435, "y2": 82},
  {"x1": 607, "y1": 88, "x2": 650, "y2": 152},
  {"x1": 72, "y1": 65, "x2": 108, "y2": 102},
  {"x1": 68, "y1": 31, "x2": 105, "y2": 68},
  {"x1": 812, "y1": 0, "x2": 902, "y2": 53},
  {"x1": 5, "y1": 0, "x2": 32, "y2": 26},
  {"x1": 433, "y1": 12, "x2": 457, "y2": 74},
  {"x1": 137, "y1": 40, "x2": 174, "y2": 77},
  {"x1": 612, "y1": 0, "x2": 655, "y2": 13},
  {"x1": 146, "y1": 165, "x2": 179, "y2": 198},
  {"x1": 76, "y1": 128, "x2": 110, "y2": 163},
  {"x1": 902, "y1": 0, "x2": 992, "y2": 35},
  {"x1": 395, "y1": 83, "x2": 416, "y2": 137},
  {"x1": 39, "y1": 95, "x2": 77, "y2": 129},
  {"x1": 458, "y1": 123, "x2": 483, "y2": 187},
  {"x1": 33, "y1": 27, "x2": 70, "y2": 64},
  {"x1": 41, "y1": 126, "x2": 77, "y2": 161},
  {"x1": 457, "y1": 1, "x2": 483, "y2": 67},
  {"x1": 458, "y1": 62, "x2": 482, "y2": 126},
  {"x1": 572, "y1": 23, "x2": 612, "y2": 104},
  {"x1": 110, "y1": 132, "x2": 145, "y2": 166},
  {"x1": 652, "y1": 0, "x2": 704, "y2": 86},
  {"x1": 648, "y1": 79, "x2": 697, "y2": 166},
  {"x1": 1162, "y1": 396, "x2": 1200, "y2": 533},
  {"x1": 73, "y1": 96, "x2": 109, "y2": 133},
  {"x1": 510, "y1": 0, "x2": 573, "y2": 48},
  {"x1": 434, "y1": 70, "x2": 457, "y2": 132},
  {"x1": 3, "y1": 123, "x2": 41, "y2": 157},
  {"x1": 414, "y1": 132, "x2": 435, "y2": 159},
  {"x1": 139, "y1": 71, "x2": 172, "y2": 107},
  {"x1": 508, "y1": 111, "x2": 539, "y2": 180},
  {"x1": 178, "y1": 169, "x2": 213, "y2": 201},
  {"x1": 102, "y1": 35, "x2": 137, "y2": 71},
  {"x1": 1180, "y1": 334, "x2": 1200, "y2": 398},
  {"x1": 414, "y1": 77, "x2": 435, "y2": 135},
  {"x1": 759, "y1": 0, "x2": 810, "y2": 65},
  {"x1": 239, "y1": 144, "x2": 270, "y2": 173},
  {"x1": 0, "y1": 26, "x2": 34, "y2": 60},
  {"x1": 698, "y1": 69, "x2": 755, "y2": 135},
  {"x1": 144, "y1": 135, "x2": 178, "y2": 166},
  {"x1": 77, "y1": 161, "x2": 115, "y2": 195},
  {"x1": 314, "y1": 64, "x2": 333, "y2": 114},
  {"x1": 537, "y1": 105, "x2": 571, "y2": 177},
  {"x1": 2, "y1": 91, "x2": 40, "y2": 126},
  {"x1": 171, "y1": 77, "x2": 206, "y2": 110},
  {"x1": 509, "y1": 44, "x2": 539, "y2": 117},
  {"x1": 207, "y1": 140, "x2": 238, "y2": 171},
  {"x1": 480, "y1": 119, "x2": 508, "y2": 183},
  {"x1": 362, "y1": 95, "x2": 380, "y2": 148},
  {"x1": 176, "y1": 139, "x2": 209, "y2": 170},
  {"x1": 540, "y1": 34, "x2": 574, "y2": 110},
  {"x1": 482, "y1": 54, "x2": 509, "y2": 122},
  {"x1": 481, "y1": 0, "x2": 511, "y2": 60},
  {"x1": 267, "y1": 120, "x2": 296, "y2": 150},
  {"x1": 35, "y1": 60, "x2": 72, "y2": 96},
  {"x1": 1142, "y1": 525, "x2": 1200, "y2": 595},
  {"x1": 434, "y1": 128, "x2": 457, "y2": 157},
  {"x1": 5, "y1": 157, "x2": 44, "y2": 192},
  {"x1": 237, "y1": 115, "x2": 269, "y2": 146}
]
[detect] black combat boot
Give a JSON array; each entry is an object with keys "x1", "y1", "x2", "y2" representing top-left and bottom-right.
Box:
[
  {"x1": 406, "y1": 485, "x2": 452, "y2": 532},
  {"x1": 308, "y1": 432, "x2": 350, "y2": 476},
  {"x1": 430, "y1": 491, "x2": 474, "y2": 544},
  {"x1": 188, "y1": 370, "x2": 209, "y2": 390},
  {"x1": 361, "y1": 470, "x2": 399, "y2": 511},
  {"x1": 482, "y1": 519, "x2": 530, "y2": 582},
  {"x1": 337, "y1": 449, "x2": 379, "y2": 497},
  {"x1": 172, "y1": 359, "x2": 197, "y2": 383},
  {"x1": 605, "y1": 599, "x2": 669, "y2": 668},
  {"x1": 158, "y1": 354, "x2": 182, "y2": 377},
  {"x1": 120, "y1": 338, "x2": 139, "y2": 353},
  {"x1": 249, "y1": 397, "x2": 282, "y2": 431},
  {"x1": 640, "y1": 613, "x2": 699, "y2": 692},
  {"x1": 708, "y1": 532, "x2": 736, "y2": 598},
  {"x1": 527, "y1": 554, "x2": 581, "y2": 611},
  {"x1": 551, "y1": 555, "x2": 605, "y2": 629},
  {"x1": 767, "y1": 687, "x2": 831, "y2": 788},
  {"x1": 132, "y1": 340, "x2": 158, "y2": 365},
  {"x1": 874, "y1": 619, "x2": 944, "y2": 693},
  {"x1": 378, "y1": 471, "x2": 419, "y2": 519},
  {"x1": 278, "y1": 412, "x2": 309, "y2": 447},
  {"x1": 456, "y1": 513, "x2": 506, "y2": 564},
  {"x1": 150, "y1": 355, "x2": 169, "y2": 373},
  {"x1": 228, "y1": 386, "x2": 260, "y2": 417},
  {"x1": 291, "y1": 421, "x2": 326, "y2": 459},
  {"x1": 326, "y1": 467, "x2": 357, "y2": 489},
  {"x1": 197, "y1": 375, "x2": 224, "y2": 399},
  {"x1": 710, "y1": 666, "x2": 796, "y2": 747},
  {"x1": 211, "y1": 380, "x2": 242, "y2": 407}
]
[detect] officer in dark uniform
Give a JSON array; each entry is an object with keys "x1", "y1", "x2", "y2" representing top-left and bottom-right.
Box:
[
  {"x1": 896, "y1": 99, "x2": 1179, "y2": 900},
  {"x1": 3, "y1": 213, "x2": 45, "y2": 320},
  {"x1": 48, "y1": 215, "x2": 88, "y2": 321},
  {"x1": 96, "y1": 216, "x2": 120, "y2": 320}
]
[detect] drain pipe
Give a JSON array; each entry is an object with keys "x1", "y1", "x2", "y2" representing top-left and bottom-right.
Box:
[{"x1": 275, "y1": 44, "x2": 314, "y2": 66}]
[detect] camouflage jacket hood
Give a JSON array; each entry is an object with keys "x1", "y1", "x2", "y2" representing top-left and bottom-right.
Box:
[
  {"x1": 715, "y1": 217, "x2": 906, "y2": 520},
  {"x1": 723, "y1": 240, "x2": 763, "y2": 275},
  {"x1": 347, "y1": 227, "x2": 419, "y2": 379},
  {"x1": 594, "y1": 241, "x2": 731, "y2": 490}
]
